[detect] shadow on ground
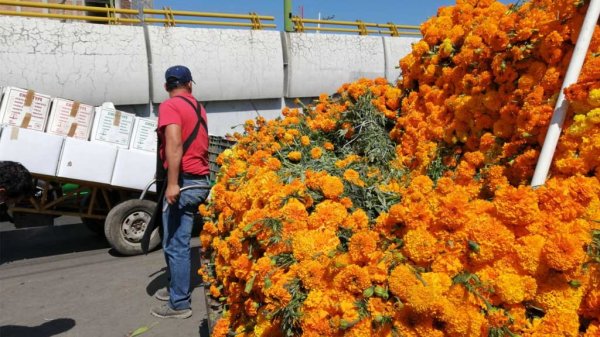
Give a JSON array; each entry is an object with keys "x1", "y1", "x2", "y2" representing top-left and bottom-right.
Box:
[
  {"x1": 0, "y1": 222, "x2": 110, "y2": 264},
  {"x1": 0, "y1": 318, "x2": 76, "y2": 337}
]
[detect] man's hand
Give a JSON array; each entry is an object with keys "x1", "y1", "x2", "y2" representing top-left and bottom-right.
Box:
[{"x1": 165, "y1": 183, "x2": 181, "y2": 205}]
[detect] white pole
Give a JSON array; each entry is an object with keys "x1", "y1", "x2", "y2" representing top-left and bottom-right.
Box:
[
  {"x1": 317, "y1": 12, "x2": 321, "y2": 34},
  {"x1": 531, "y1": 0, "x2": 600, "y2": 187}
]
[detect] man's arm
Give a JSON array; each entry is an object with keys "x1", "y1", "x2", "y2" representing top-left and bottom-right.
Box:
[{"x1": 164, "y1": 123, "x2": 183, "y2": 205}]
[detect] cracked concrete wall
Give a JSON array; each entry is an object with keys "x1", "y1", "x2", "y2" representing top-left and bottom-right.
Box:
[
  {"x1": 149, "y1": 27, "x2": 284, "y2": 103},
  {"x1": 283, "y1": 33, "x2": 385, "y2": 98},
  {"x1": 0, "y1": 16, "x2": 418, "y2": 117},
  {"x1": 0, "y1": 16, "x2": 149, "y2": 105},
  {"x1": 383, "y1": 36, "x2": 420, "y2": 84}
]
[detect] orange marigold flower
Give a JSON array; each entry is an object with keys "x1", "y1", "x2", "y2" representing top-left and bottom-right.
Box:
[
  {"x1": 293, "y1": 260, "x2": 326, "y2": 290},
  {"x1": 300, "y1": 135, "x2": 310, "y2": 146},
  {"x1": 348, "y1": 230, "x2": 378, "y2": 264},
  {"x1": 343, "y1": 169, "x2": 366, "y2": 187},
  {"x1": 542, "y1": 233, "x2": 587, "y2": 272},
  {"x1": 310, "y1": 147, "x2": 323, "y2": 159},
  {"x1": 320, "y1": 175, "x2": 345, "y2": 199},
  {"x1": 494, "y1": 273, "x2": 537, "y2": 304},
  {"x1": 494, "y1": 185, "x2": 540, "y2": 228},
  {"x1": 292, "y1": 228, "x2": 339, "y2": 261},
  {"x1": 402, "y1": 228, "x2": 438, "y2": 265},
  {"x1": 287, "y1": 151, "x2": 302, "y2": 162},
  {"x1": 307, "y1": 200, "x2": 348, "y2": 230},
  {"x1": 388, "y1": 264, "x2": 420, "y2": 301},
  {"x1": 333, "y1": 264, "x2": 371, "y2": 294}
]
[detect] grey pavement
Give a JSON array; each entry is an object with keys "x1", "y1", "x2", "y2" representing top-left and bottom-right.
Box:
[{"x1": 0, "y1": 217, "x2": 211, "y2": 337}]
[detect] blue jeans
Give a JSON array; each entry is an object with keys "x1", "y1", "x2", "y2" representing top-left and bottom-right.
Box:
[{"x1": 162, "y1": 175, "x2": 210, "y2": 310}]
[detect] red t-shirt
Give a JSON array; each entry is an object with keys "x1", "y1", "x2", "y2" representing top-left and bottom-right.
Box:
[{"x1": 158, "y1": 93, "x2": 209, "y2": 176}]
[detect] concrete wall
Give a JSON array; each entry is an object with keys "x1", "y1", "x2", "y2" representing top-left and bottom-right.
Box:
[
  {"x1": 0, "y1": 16, "x2": 149, "y2": 105},
  {"x1": 383, "y1": 36, "x2": 420, "y2": 84},
  {"x1": 149, "y1": 27, "x2": 284, "y2": 103},
  {"x1": 0, "y1": 16, "x2": 419, "y2": 136},
  {"x1": 283, "y1": 33, "x2": 385, "y2": 98}
]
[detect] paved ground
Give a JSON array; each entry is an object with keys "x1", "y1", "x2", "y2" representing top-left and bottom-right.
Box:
[{"x1": 0, "y1": 216, "x2": 212, "y2": 337}]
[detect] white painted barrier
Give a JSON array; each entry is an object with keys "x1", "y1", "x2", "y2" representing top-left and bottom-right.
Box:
[
  {"x1": 383, "y1": 36, "x2": 420, "y2": 83},
  {"x1": 149, "y1": 27, "x2": 284, "y2": 103},
  {"x1": 283, "y1": 33, "x2": 385, "y2": 98},
  {"x1": 0, "y1": 16, "x2": 418, "y2": 109},
  {"x1": 0, "y1": 17, "x2": 149, "y2": 106}
]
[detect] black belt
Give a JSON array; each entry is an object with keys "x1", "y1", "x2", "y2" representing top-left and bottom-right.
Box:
[{"x1": 181, "y1": 173, "x2": 209, "y2": 180}]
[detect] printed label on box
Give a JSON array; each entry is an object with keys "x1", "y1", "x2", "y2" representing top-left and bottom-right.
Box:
[
  {"x1": 47, "y1": 98, "x2": 95, "y2": 140},
  {"x1": 0, "y1": 87, "x2": 51, "y2": 131},
  {"x1": 131, "y1": 118, "x2": 157, "y2": 152},
  {"x1": 91, "y1": 107, "x2": 135, "y2": 147}
]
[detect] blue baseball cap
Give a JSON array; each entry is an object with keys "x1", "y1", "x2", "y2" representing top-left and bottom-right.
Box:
[{"x1": 165, "y1": 65, "x2": 194, "y2": 84}]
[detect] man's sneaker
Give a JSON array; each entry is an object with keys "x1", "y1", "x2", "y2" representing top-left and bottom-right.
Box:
[
  {"x1": 151, "y1": 304, "x2": 192, "y2": 319},
  {"x1": 155, "y1": 288, "x2": 169, "y2": 301}
]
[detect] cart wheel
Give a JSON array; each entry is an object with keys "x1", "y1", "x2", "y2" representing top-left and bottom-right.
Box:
[{"x1": 104, "y1": 199, "x2": 160, "y2": 256}]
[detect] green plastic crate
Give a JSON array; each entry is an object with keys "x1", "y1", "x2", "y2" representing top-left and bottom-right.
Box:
[{"x1": 208, "y1": 135, "x2": 236, "y2": 181}]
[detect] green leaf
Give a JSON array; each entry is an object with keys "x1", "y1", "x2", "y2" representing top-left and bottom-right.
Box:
[
  {"x1": 468, "y1": 240, "x2": 481, "y2": 253},
  {"x1": 128, "y1": 322, "x2": 158, "y2": 337},
  {"x1": 242, "y1": 222, "x2": 254, "y2": 232},
  {"x1": 245, "y1": 274, "x2": 256, "y2": 294}
]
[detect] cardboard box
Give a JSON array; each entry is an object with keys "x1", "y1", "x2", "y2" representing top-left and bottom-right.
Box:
[
  {"x1": 0, "y1": 87, "x2": 52, "y2": 131},
  {"x1": 130, "y1": 117, "x2": 157, "y2": 152},
  {"x1": 89, "y1": 104, "x2": 135, "y2": 149},
  {"x1": 46, "y1": 98, "x2": 95, "y2": 140},
  {"x1": 111, "y1": 148, "x2": 156, "y2": 191},
  {"x1": 57, "y1": 138, "x2": 118, "y2": 184},
  {"x1": 0, "y1": 126, "x2": 64, "y2": 176}
]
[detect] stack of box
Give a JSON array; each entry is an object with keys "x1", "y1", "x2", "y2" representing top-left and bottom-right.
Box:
[
  {"x1": 0, "y1": 85, "x2": 158, "y2": 190},
  {"x1": 111, "y1": 117, "x2": 158, "y2": 191}
]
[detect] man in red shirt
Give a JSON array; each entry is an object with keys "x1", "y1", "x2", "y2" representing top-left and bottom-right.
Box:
[{"x1": 151, "y1": 65, "x2": 210, "y2": 319}]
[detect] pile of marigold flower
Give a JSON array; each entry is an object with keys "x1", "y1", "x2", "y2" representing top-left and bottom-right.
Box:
[{"x1": 199, "y1": 0, "x2": 600, "y2": 336}]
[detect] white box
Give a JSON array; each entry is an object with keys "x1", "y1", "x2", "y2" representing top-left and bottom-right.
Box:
[
  {"x1": 57, "y1": 138, "x2": 118, "y2": 184},
  {"x1": 89, "y1": 104, "x2": 135, "y2": 148},
  {"x1": 130, "y1": 117, "x2": 157, "y2": 152},
  {"x1": 46, "y1": 98, "x2": 95, "y2": 140},
  {"x1": 0, "y1": 126, "x2": 64, "y2": 176},
  {"x1": 0, "y1": 87, "x2": 52, "y2": 131},
  {"x1": 111, "y1": 148, "x2": 156, "y2": 191}
]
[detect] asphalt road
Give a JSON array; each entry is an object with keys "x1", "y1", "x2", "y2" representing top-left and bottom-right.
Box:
[{"x1": 0, "y1": 217, "x2": 212, "y2": 337}]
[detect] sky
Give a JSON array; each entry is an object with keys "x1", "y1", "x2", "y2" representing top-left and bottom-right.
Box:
[{"x1": 151, "y1": 0, "x2": 513, "y2": 29}]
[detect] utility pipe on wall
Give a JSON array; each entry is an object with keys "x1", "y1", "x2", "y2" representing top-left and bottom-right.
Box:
[
  {"x1": 530, "y1": 0, "x2": 600, "y2": 187},
  {"x1": 284, "y1": 0, "x2": 293, "y2": 32}
]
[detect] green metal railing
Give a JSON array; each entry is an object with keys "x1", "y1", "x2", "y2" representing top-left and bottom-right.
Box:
[
  {"x1": 291, "y1": 16, "x2": 421, "y2": 36},
  {"x1": 0, "y1": 0, "x2": 276, "y2": 28},
  {"x1": 0, "y1": 0, "x2": 420, "y2": 35}
]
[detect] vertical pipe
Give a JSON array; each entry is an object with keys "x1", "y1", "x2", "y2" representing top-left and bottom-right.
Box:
[
  {"x1": 317, "y1": 11, "x2": 320, "y2": 33},
  {"x1": 284, "y1": 0, "x2": 293, "y2": 32},
  {"x1": 137, "y1": 0, "x2": 154, "y2": 116},
  {"x1": 530, "y1": 0, "x2": 600, "y2": 187}
]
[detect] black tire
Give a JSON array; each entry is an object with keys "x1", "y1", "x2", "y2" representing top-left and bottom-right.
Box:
[
  {"x1": 82, "y1": 218, "x2": 105, "y2": 236},
  {"x1": 104, "y1": 199, "x2": 160, "y2": 256}
]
